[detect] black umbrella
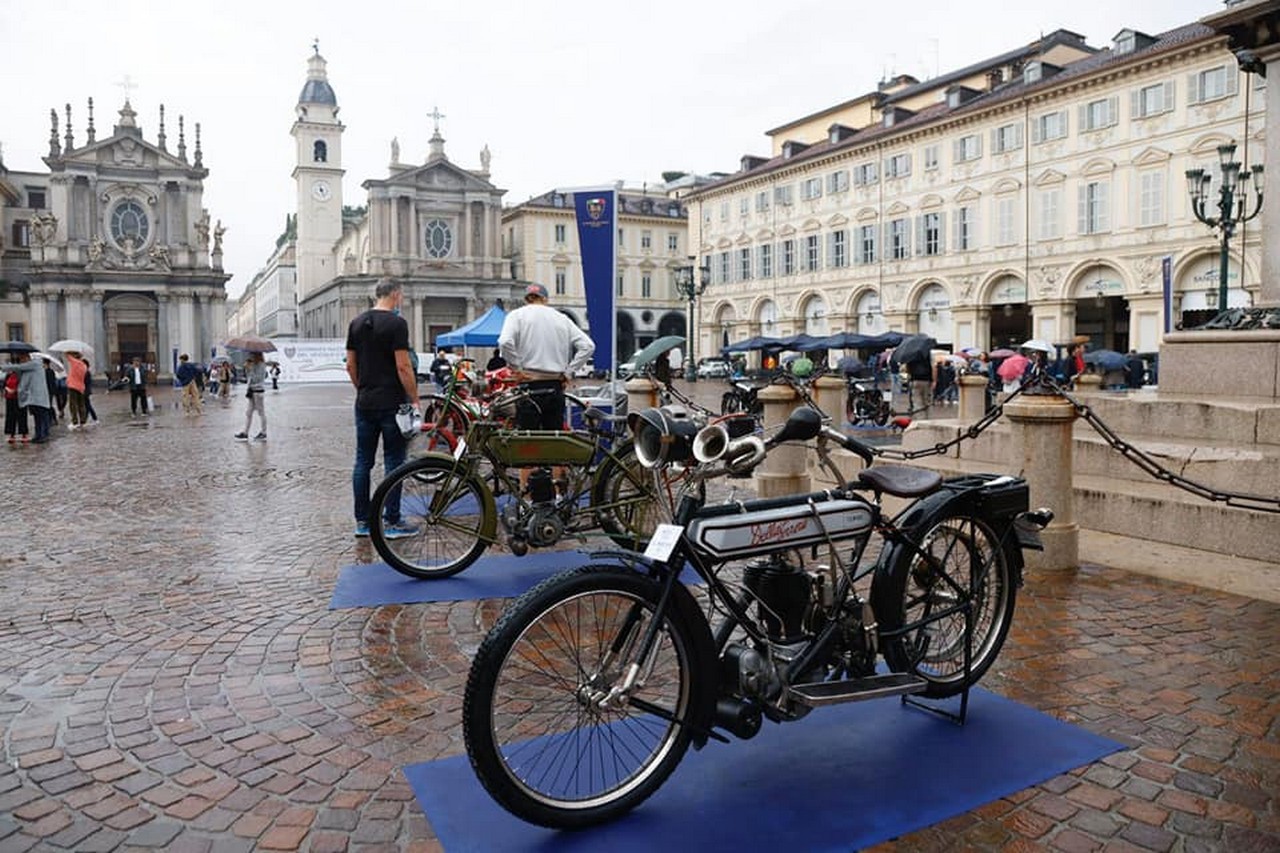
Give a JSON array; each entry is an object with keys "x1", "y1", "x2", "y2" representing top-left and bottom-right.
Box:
[
  {"x1": 836, "y1": 355, "x2": 864, "y2": 375},
  {"x1": 1083, "y1": 349, "x2": 1127, "y2": 371},
  {"x1": 889, "y1": 335, "x2": 936, "y2": 370},
  {"x1": 0, "y1": 341, "x2": 37, "y2": 354}
]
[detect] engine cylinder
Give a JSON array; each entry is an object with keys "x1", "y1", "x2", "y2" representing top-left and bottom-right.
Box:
[{"x1": 743, "y1": 556, "x2": 811, "y2": 642}]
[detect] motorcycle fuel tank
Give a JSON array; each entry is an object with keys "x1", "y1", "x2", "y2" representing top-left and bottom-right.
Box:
[{"x1": 686, "y1": 499, "x2": 873, "y2": 560}]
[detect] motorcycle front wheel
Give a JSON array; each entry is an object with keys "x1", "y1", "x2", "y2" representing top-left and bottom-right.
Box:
[
  {"x1": 369, "y1": 457, "x2": 490, "y2": 579},
  {"x1": 591, "y1": 442, "x2": 669, "y2": 549},
  {"x1": 877, "y1": 512, "x2": 1016, "y2": 698},
  {"x1": 463, "y1": 566, "x2": 697, "y2": 829}
]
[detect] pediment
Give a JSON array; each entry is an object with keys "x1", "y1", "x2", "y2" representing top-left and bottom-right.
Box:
[
  {"x1": 800, "y1": 218, "x2": 823, "y2": 232},
  {"x1": 755, "y1": 228, "x2": 776, "y2": 240},
  {"x1": 826, "y1": 213, "x2": 849, "y2": 227},
  {"x1": 778, "y1": 223, "x2": 797, "y2": 236},
  {"x1": 1032, "y1": 168, "x2": 1067, "y2": 187},
  {"x1": 885, "y1": 201, "x2": 910, "y2": 217},
  {"x1": 954, "y1": 185, "x2": 981, "y2": 202},
  {"x1": 375, "y1": 157, "x2": 498, "y2": 192},
  {"x1": 919, "y1": 194, "x2": 945, "y2": 210},
  {"x1": 1081, "y1": 157, "x2": 1117, "y2": 177},
  {"x1": 992, "y1": 177, "x2": 1022, "y2": 195},
  {"x1": 855, "y1": 206, "x2": 879, "y2": 222},
  {"x1": 1188, "y1": 132, "x2": 1234, "y2": 156},
  {"x1": 1132, "y1": 146, "x2": 1173, "y2": 166},
  {"x1": 716, "y1": 236, "x2": 734, "y2": 249},
  {"x1": 735, "y1": 232, "x2": 753, "y2": 245},
  {"x1": 58, "y1": 131, "x2": 194, "y2": 173}
]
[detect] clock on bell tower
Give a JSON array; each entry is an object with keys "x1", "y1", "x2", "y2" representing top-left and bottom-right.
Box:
[{"x1": 292, "y1": 42, "x2": 345, "y2": 303}]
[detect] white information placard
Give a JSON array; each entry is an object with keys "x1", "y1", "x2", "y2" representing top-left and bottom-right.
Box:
[{"x1": 643, "y1": 524, "x2": 684, "y2": 562}]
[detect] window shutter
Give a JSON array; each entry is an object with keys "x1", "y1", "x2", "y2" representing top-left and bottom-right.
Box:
[
  {"x1": 1226, "y1": 67, "x2": 1239, "y2": 97},
  {"x1": 1013, "y1": 124, "x2": 1023, "y2": 149},
  {"x1": 953, "y1": 139, "x2": 963, "y2": 163},
  {"x1": 1130, "y1": 89, "x2": 1142, "y2": 119},
  {"x1": 937, "y1": 212, "x2": 947, "y2": 254},
  {"x1": 1187, "y1": 73, "x2": 1200, "y2": 105},
  {"x1": 990, "y1": 128, "x2": 1000, "y2": 152},
  {"x1": 1098, "y1": 182, "x2": 1110, "y2": 231},
  {"x1": 915, "y1": 216, "x2": 925, "y2": 255},
  {"x1": 903, "y1": 153, "x2": 912, "y2": 176},
  {"x1": 1060, "y1": 110, "x2": 1069, "y2": 137},
  {"x1": 1107, "y1": 97, "x2": 1119, "y2": 127},
  {"x1": 904, "y1": 219, "x2": 912, "y2": 258},
  {"x1": 1032, "y1": 117, "x2": 1043, "y2": 144},
  {"x1": 1162, "y1": 81, "x2": 1175, "y2": 113},
  {"x1": 1078, "y1": 185, "x2": 1089, "y2": 234},
  {"x1": 1078, "y1": 103, "x2": 1089, "y2": 131}
]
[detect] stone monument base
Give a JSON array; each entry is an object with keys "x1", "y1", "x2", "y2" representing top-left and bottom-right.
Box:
[{"x1": 1158, "y1": 329, "x2": 1280, "y2": 399}]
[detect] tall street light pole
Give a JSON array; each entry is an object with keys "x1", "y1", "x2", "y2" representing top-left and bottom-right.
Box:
[
  {"x1": 1186, "y1": 141, "x2": 1264, "y2": 317},
  {"x1": 674, "y1": 258, "x2": 710, "y2": 381}
]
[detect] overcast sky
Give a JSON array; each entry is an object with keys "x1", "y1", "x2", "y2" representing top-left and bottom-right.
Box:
[{"x1": 3, "y1": 0, "x2": 1218, "y2": 299}]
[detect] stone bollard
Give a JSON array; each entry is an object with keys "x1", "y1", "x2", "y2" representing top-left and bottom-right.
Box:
[
  {"x1": 756, "y1": 383, "x2": 808, "y2": 498},
  {"x1": 1074, "y1": 373, "x2": 1102, "y2": 394},
  {"x1": 624, "y1": 376, "x2": 661, "y2": 416},
  {"x1": 1003, "y1": 394, "x2": 1078, "y2": 571},
  {"x1": 812, "y1": 374, "x2": 846, "y2": 426},
  {"x1": 957, "y1": 374, "x2": 988, "y2": 424}
]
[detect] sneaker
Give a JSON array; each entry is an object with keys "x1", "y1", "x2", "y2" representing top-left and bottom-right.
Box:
[
  {"x1": 20, "y1": 435, "x2": 29, "y2": 444},
  {"x1": 253, "y1": 432, "x2": 267, "y2": 441},
  {"x1": 234, "y1": 432, "x2": 249, "y2": 441},
  {"x1": 354, "y1": 522, "x2": 370, "y2": 538},
  {"x1": 383, "y1": 523, "x2": 421, "y2": 540}
]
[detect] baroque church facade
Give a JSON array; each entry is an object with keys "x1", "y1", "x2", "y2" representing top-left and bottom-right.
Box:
[
  {"x1": 289, "y1": 48, "x2": 515, "y2": 345},
  {"x1": 0, "y1": 98, "x2": 229, "y2": 376}
]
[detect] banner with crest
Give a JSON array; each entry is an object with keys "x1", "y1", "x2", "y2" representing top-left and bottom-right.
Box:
[{"x1": 571, "y1": 187, "x2": 618, "y2": 374}]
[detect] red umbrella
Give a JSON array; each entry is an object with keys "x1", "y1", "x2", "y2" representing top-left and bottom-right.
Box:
[
  {"x1": 997, "y1": 354, "x2": 1030, "y2": 382},
  {"x1": 988, "y1": 348, "x2": 1017, "y2": 359}
]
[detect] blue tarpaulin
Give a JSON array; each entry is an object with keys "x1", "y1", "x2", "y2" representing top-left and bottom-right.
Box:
[{"x1": 436, "y1": 306, "x2": 506, "y2": 347}]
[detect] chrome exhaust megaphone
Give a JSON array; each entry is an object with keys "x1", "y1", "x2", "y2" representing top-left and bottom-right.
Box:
[
  {"x1": 692, "y1": 423, "x2": 729, "y2": 463},
  {"x1": 692, "y1": 422, "x2": 765, "y2": 472}
]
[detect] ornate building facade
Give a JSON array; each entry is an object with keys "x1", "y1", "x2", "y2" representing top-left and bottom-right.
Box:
[
  {"x1": 275, "y1": 48, "x2": 514, "y2": 346},
  {"x1": 501, "y1": 189, "x2": 690, "y2": 362},
  {"x1": 0, "y1": 99, "x2": 229, "y2": 375},
  {"x1": 687, "y1": 21, "x2": 1264, "y2": 357}
]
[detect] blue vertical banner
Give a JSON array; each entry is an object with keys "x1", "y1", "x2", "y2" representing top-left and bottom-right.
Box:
[
  {"x1": 572, "y1": 188, "x2": 618, "y2": 374},
  {"x1": 1161, "y1": 256, "x2": 1173, "y2": 334}
]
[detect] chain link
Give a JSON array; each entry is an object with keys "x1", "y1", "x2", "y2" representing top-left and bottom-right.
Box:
[{"x1": 861, "y1": 373, "x2": 1280, "y2": 514}]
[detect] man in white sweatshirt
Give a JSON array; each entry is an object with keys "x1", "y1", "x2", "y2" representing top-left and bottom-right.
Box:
[{"x1": 497, "y1": 283, "x2": 595, "y2": 430}]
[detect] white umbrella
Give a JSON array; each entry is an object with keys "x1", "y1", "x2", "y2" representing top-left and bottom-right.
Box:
[
  {"x1": 1020, "y1": 339, "x2": 1055, "y2": 355},
  {"x1": 31, "y1": 352, "x2": 65, "y2": 373},
  {"x1": 48, "y1": 339, "x2": 95, "y2": 357}
]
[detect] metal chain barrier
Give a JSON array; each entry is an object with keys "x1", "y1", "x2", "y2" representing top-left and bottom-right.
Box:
[{"x1": 861, "y1": 373, "x2": 1280, "y2": 515}]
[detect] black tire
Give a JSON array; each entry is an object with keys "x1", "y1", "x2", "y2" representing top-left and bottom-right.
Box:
[
  {"x1": 463, "y1": 566, "x2": 697, "y2": 829},
  {"x1": 369, "y1": 457, "x2": 489, "y2": 579},
  {"x1": 591, "y1": 442, "x2": 667, "y2": 549},
  {"x1": 877, "y1": 512, "x2": 1016, "y2": 698},
  {"x1": 720, "y1": 390, "x2": 743, "y2": 416}
]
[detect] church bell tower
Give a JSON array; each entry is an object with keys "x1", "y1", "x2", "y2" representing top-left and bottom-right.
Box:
[{"x1": 292, "y1": 42, "x2": 345, "y2": 304}]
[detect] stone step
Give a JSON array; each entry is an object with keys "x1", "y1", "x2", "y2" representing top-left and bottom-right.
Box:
[
  {"x1": 890, "y1": 451, "x2": 1280, "y2": 564},
  {"x1": 1053, "y1": 390, "x2": 1280, "y2": 446},
  {"x1": 903, "y1": 419, "x2": 1280, "y2": 495}
]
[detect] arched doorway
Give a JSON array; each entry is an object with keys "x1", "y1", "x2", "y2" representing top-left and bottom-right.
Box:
[
  {"x1": 801, "y1": 294, "x2": 829, "y2": 335},
  {"x1": 855, "y1": 290, "x2": 884, "y2": 335},
  {"x1": 1175, "y1": 253, "x2": 1250, "y2": 328},
  {"x1": 757, "y1": 299, "x2": 779, "y2": 338},
  {"x1": 104, "y1": 292, "x2": 158, "y2": 372},
  {"x1": 1073, "y1": 265, "x2": 1128, "y2": 351},
  {"x1": 916, "y1": 283, "x2": 952, "y2": 346},
  {"x1": 987, "y1": 275, "x2": 1030, "y2": 348}
]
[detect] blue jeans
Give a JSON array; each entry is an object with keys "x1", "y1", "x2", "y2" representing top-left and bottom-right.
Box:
[{"x1": 353, "y1": 405, "x2": 408, "y2": 525}]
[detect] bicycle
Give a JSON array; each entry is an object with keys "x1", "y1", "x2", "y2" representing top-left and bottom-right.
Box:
[
  {"x1": 368, "y1": 388, "x2": 668, "y2": 579},
  {"x1": 462, "y1": 404, "x2": 1051, "y2": 828}
]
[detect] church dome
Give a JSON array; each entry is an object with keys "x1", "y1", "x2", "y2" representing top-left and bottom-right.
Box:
[
  {"x1": 299, "y1": 78, "x2": 337, "y2": 106},
  {"x1": 298, "y1": 47, "x2": 338, "y2": 106}
]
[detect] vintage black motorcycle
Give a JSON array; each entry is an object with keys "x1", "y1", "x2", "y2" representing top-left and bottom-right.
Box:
[{"x1": 462, "y1": 405, "x2": 1052, "y2": 828}]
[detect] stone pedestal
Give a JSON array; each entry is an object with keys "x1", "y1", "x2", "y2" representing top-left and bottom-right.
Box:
[
  {"x1": 1074, "y1": 373, "x2": 1102, "y2": 393},
  {"x1": 624, "y1": 377, "x2": 660, "y2": 414},
  {"x1": 1158, "y1": 330, "x2": 1280, "y2": 399},
  {"x1": 1004, "y1": 395, "x2": 1078, "y2": 572},
  {"x1": 756, "y1": 384, "x2": 807, "y2": 498},
  {"x1": 958, "y1": 374, "x2": 987, "y2": 423},
  {"x1": 812, "y1": 375, "x2": 846, "y2": 425}
]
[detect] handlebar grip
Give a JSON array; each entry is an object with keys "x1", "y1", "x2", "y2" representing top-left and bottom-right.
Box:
[{"x1": 820, "y1": 424, "x2": 875, "y2": 465}]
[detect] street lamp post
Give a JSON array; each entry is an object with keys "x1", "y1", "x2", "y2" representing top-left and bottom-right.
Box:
[
  {"x1": 674, "y1": 259, "x2": 710, "y2": 381},
  {"x1": 1186, "y1": 142, "x2": 1264, "y2": 316}
]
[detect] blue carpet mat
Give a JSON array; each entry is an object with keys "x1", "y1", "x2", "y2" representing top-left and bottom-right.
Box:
[
  {"x1": 403, "y1": 687, "x2": 1123, "y2": 852},
  {"x1": 329, "y1": 550, "x2": 593, "y2": 609}
]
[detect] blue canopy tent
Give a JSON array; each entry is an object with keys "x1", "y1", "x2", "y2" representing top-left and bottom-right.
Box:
[{"x1": 436, "y1": 306, "x2": 506, "y2": 348}]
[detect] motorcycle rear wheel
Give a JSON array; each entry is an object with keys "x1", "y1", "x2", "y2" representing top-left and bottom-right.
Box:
[
  {"x1": 464, "y1": 566, "x2": 696, "y2": 829},
  {"x1": 878, "y1": 512, "x2": 1015, "y2": 698}
]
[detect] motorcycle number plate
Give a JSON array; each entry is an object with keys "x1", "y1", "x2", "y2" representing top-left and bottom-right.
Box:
[{"x1": 643, "y1": 524, "x2": 683, "y2": 562}]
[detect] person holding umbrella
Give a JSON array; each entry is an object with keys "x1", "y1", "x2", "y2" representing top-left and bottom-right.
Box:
[
  {"x1": 65, "y1": 351, "x2": 89, "y2": 429},
  {"x1": 0, "y1": 349, "x2": 54, "y2": 443},
  {"x1": 234, "y1": 352, "x2": 268, "y2": 441}
]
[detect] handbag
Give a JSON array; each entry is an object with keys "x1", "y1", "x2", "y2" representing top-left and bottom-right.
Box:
[{"x1": 246, "y1": 387, "x2": 255, "y2": 399}]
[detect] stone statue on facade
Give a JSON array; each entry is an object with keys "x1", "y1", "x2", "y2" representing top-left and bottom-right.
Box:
[
  {"x1": 148, "y1": 243, "x2": 171, "y2": 271},
  {"x1": 213, "y1": 220, "x2": 226, "y2": 254},
  {"x1": 30, "y1": 213, "x2": 58, "y2": 247},
  {"x1": 480, "y1": 144, "x2": 491, "y2": 173},
  {"x1": 87, "y1": 237, "x2": 105, "y2": 265},
  {"x1": 390, "y1": 137, "x2": 400, "y2": 164}
]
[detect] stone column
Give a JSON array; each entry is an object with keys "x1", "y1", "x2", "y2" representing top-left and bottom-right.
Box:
[
  {"x1": 1004, "y1": 395, "x2": 1078, "y2": 571},
  {"x1": 756, "y1": 384, "x2": 807, "y2": 498},
  {"x1": 1258, "y1": 43, "x2": 1280, "y2": 306},
  {"x1": 812, "y1": 374, "x2": 845, "y2": 425},
  {"x1": 624, "y1": 377, "x2": 660, "y2": 414},
  {"x1": 958, "y1": 373, "x2": 988, "y2": 423},
  {"x1": 92, "y1": 295, "x2": 105, "y2": 368}
]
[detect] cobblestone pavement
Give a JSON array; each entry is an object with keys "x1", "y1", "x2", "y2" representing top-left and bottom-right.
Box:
[{"x1": 0, "y1": 383, "x2": 1276, "y2": 852}]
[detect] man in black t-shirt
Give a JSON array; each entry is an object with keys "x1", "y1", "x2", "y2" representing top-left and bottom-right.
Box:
[{"x1": 345, "y1": 279, "x2": 421, "y2": 539}]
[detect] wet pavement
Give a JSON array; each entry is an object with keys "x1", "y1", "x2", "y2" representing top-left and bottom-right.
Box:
[{"x1": 0, "y1": 382, "x2": 1276, "y2": 852}]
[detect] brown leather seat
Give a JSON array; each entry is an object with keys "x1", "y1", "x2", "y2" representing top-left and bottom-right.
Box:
[{"x1": 857, "y1": 464, "x2": 943, "y2": 498}]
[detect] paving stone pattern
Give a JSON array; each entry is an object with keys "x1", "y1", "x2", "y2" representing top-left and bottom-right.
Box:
[{"x1": 0, "y1": 384, "x2": 1276, "y2": 852}]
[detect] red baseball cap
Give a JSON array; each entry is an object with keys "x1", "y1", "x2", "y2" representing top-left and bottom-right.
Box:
[{"x1": 525, "y1": 283, "x2": 548, "y2": 300}]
